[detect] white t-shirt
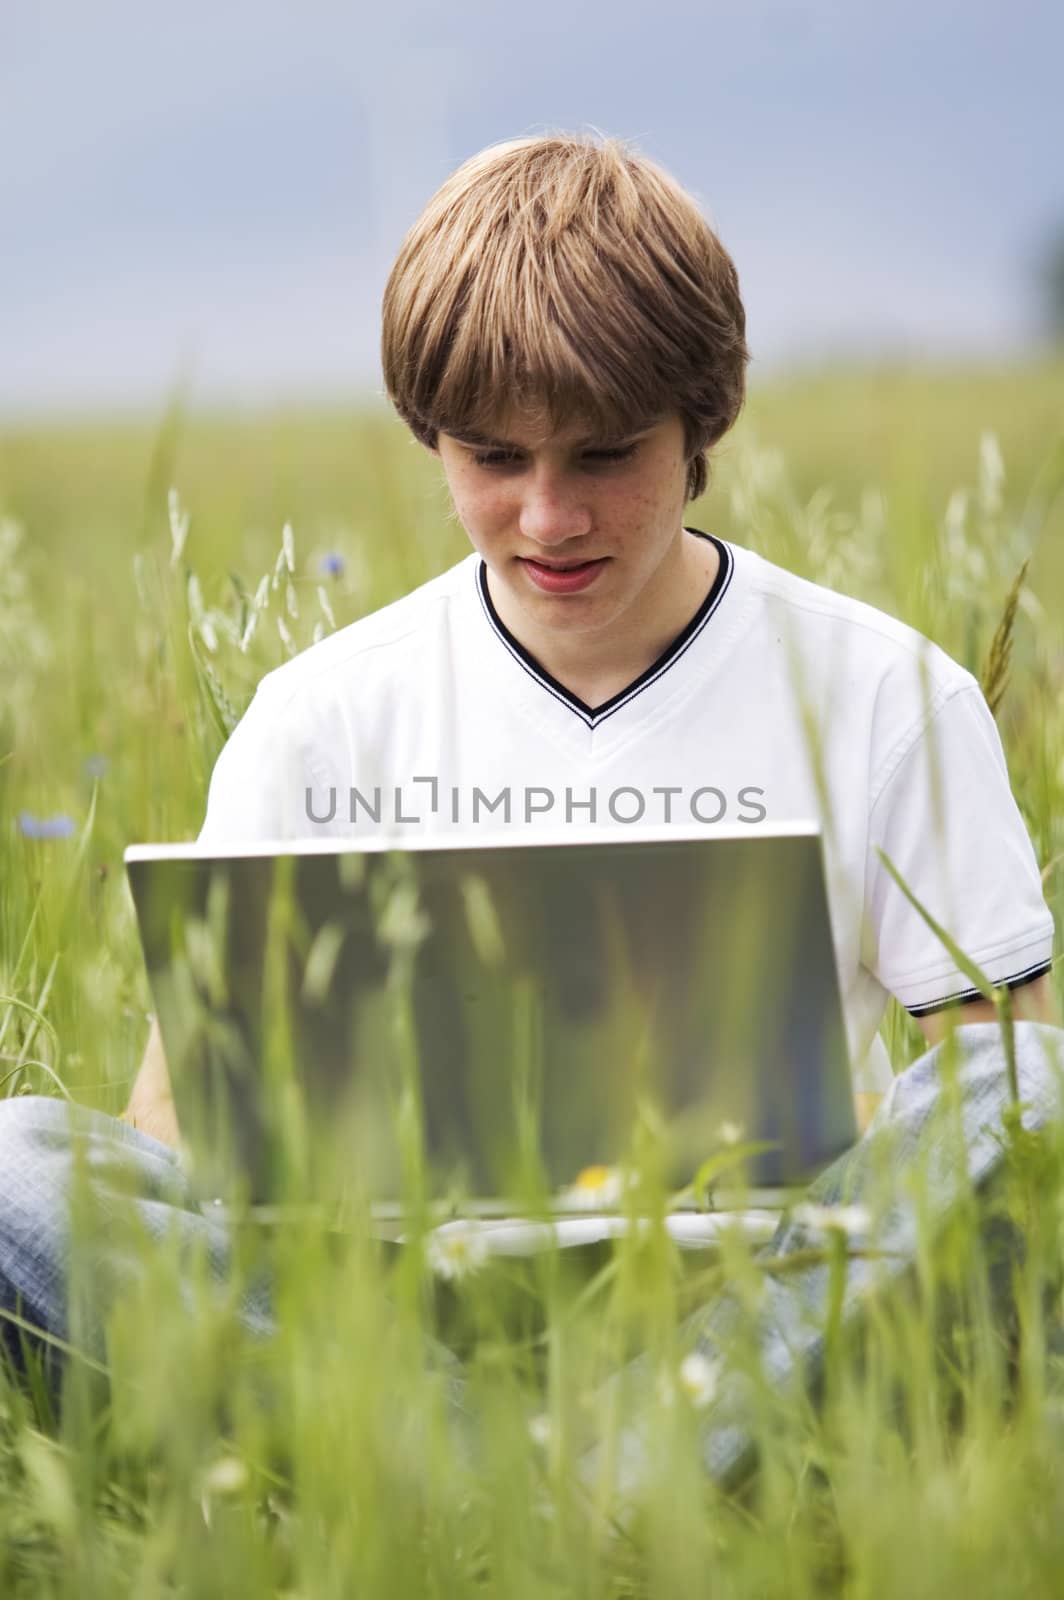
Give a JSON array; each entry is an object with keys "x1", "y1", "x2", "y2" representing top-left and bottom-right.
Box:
[{"x1": 198, "y1": 529, "x2": 1054, "y2": 1093}]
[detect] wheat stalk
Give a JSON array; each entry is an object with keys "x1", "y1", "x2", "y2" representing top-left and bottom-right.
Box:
[{"x1": 980, "y1": 556, "x2": 1031, "y2": 717}]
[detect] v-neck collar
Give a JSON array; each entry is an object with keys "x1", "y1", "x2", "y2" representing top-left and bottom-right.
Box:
[{"x1": 474, "y1": 528, "x2": 734, "y2": 730}]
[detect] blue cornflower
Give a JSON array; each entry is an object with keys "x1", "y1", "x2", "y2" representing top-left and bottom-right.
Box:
[
  {"x1": 319, "y1": 552, "x2": 345, "y2": 578},
  {"x1": 19, "y1": 812, "x2": 76, "y2": 839},
  {"x1": 84, "y1": 754, "x2": 110, "y2": 780}
]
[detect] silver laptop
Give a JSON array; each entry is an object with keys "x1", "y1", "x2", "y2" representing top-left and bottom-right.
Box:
[{"x1": 123, "y1": 825, "x2": 857, "y2": 1230}]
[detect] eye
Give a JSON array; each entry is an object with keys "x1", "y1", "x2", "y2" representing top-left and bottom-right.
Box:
[
  {"x1": 471, "y1": 445, "x2": 637, "y2": 469},
  {"x1": 584, "y1": 446, "x2": 637, "y2": 465}
]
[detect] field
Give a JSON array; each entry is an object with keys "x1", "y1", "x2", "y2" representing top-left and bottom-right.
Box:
[{"x1": 1, "y1": 357, "x2": 1063, "y2": 1596}]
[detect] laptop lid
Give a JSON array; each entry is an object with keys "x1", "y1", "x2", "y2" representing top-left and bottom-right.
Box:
[{"x1": 124, "y1": 825, "x2": 857, "y2": 1211}]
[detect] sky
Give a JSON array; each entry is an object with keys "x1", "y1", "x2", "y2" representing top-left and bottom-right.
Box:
[{"x1": 2, "y1": 0, "x2": 1062, "y2": 416}]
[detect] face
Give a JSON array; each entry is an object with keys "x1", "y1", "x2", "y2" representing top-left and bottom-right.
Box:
[{"x1": 432, "y1": 410, "x2": 693, "y2": 653}]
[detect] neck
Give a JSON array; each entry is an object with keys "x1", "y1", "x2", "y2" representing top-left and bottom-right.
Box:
[{"x1": 487, "y1": 528, "x2": 720, "y2": 708}]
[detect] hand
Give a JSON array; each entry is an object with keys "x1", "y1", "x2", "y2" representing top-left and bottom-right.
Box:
[
  {"x1": 122, "y1": 1016, "x2": 182, "y2": 1149},
  {"x1": 854, "y1": 1091, "x2": 883, "y2": 1135}
]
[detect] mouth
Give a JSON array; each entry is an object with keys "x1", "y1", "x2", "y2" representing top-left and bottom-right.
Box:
[
  {"x1": 521, "y1": 557, "x2": 602, "y2": 570},
  {"x1": 519, "y1": 555, "x2": 608, "y2": 594}
]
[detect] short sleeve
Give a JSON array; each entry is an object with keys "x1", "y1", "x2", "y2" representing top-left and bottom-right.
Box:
[
  {"x1": 196, "y1": 676, "x2": 317, "y2": 845},
  {"x1": 863, "y1": 683, "x2": 1054, "y2": 1014}
]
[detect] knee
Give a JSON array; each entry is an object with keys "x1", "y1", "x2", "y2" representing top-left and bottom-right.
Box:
[
  {"x1": 0, "y1": 1094, "x2": 69, "y2": 1213},
  {"x1": 1014, "y1": 1022, "x2": 1064, "y2": 1118},
  {"x1": 0, "y1": 1093, "x2": 123, "y2": 1271},
  {"x1": 0, "y1": 1093, "x2": 89, "y2": 1230},
  {"x1": 885, "y1": 1021, "x2": 1064, "y2": 1127},
  {"x1": 0, "y1": 1092, "x2": 189, "y2": 1223},
  {"x1": 0, "y1": 1095, "x2": 76, "y2": 1337},
  {"x1": 0, "y1": 1095, "x2": 196, "y2": 1371}
]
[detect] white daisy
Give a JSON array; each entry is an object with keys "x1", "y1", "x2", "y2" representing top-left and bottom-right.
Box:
[
  {"x1": 424, "y1": 1223, "x2": 490, "y2": 1282},
  {"x1": 558, "y1": 1165, "x2": 626, "y2": 1211},
  {"x1": 677, "y1": 1352, "x2": 720, "y2": 1410}
]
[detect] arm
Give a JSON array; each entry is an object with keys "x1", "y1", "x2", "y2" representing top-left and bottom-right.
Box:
[
  {"x1": 121, "y1": 1015, "x2": 181, "y2": 1148},
  {"x1": 121, "y1": 674, "x2": 299, "y2": 1151},
  {"x1": 857, "y1": 679, "x2": 1059, "y2": 1126},
  {"x1": 865, "y1": 679, "x2": 1056, "y2": 1075},
  {"x1": 915, "y1": 971, "x2": 1060, "y2": 1048},
  {"x1": 850, "y1": 976, "x2": 1058, "y2": 1135}
]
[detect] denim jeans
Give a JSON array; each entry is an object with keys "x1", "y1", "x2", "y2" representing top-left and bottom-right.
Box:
[
  {"x1": 2, "y1": 1022, "x2": 1062, "y2": 1489},
  {"x1": 0, "y1": 1096, "x2": 274, "y2": 1381},
  {"x1": 588, "y1": 1020, "x2": 1064, "y2": 1493}
]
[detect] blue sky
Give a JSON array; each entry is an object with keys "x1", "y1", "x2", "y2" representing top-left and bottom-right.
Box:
[{"x1": 2, "y1": 0, "x2": 1062, "y2": 415}]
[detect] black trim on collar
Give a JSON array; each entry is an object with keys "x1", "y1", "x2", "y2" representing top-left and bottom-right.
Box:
[{"x1": 475, "y1": 528, "x2": 734, "y2": 730}]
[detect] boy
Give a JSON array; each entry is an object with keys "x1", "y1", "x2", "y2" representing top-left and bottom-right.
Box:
[
  {"x1": 127, "y1": 132, "x2": 1056, "y2": 1142},
  {"x1": 1, "y1": 134, "x2": 1060, "y2": 1481}
]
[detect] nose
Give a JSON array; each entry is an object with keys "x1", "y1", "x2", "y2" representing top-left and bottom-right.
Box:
[{"x1": 518, "y1": 468, "x2": 593, "y2": 549}]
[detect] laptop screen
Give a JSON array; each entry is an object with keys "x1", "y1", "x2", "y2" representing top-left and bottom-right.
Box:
[{"x1": 125, "y1": 826, "x2": 856, "y2": 1210}]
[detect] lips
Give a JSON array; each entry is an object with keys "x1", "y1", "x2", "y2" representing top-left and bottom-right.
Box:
[
  {"x1": 520, "y1": 556, "x2": 607, "y2": 594},
  {"x1": 522, "y1": 558, "x2": 600, "y2": 569}
]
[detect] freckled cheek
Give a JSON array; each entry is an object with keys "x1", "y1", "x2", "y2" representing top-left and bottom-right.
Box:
[
  {"x1": 452, "y1": 473, "x2": 664, "y2": 542},
  {"x1": 462, "y1": 481, "x2": 517, "y2": 530},
  {"x1": 457, "y1": 489, "x2": 505, "y2": 534},
  {"x1": 449, "y1": 483, "x2": 515, "y2": 549}
]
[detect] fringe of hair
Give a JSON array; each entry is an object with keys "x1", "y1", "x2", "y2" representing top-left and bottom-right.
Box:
[{"x1": 381, "y1": 132, "x2": 750, "y2": 503}]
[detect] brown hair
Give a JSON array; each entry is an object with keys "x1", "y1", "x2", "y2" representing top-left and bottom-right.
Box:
[{"x1": 381, "y1": 132, "x2": 749, "y2": 503}]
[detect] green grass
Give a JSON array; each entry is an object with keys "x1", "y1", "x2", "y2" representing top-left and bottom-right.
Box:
[{"x1": 1, "y1": 356, "x2": 1063, "y2": 1596}]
